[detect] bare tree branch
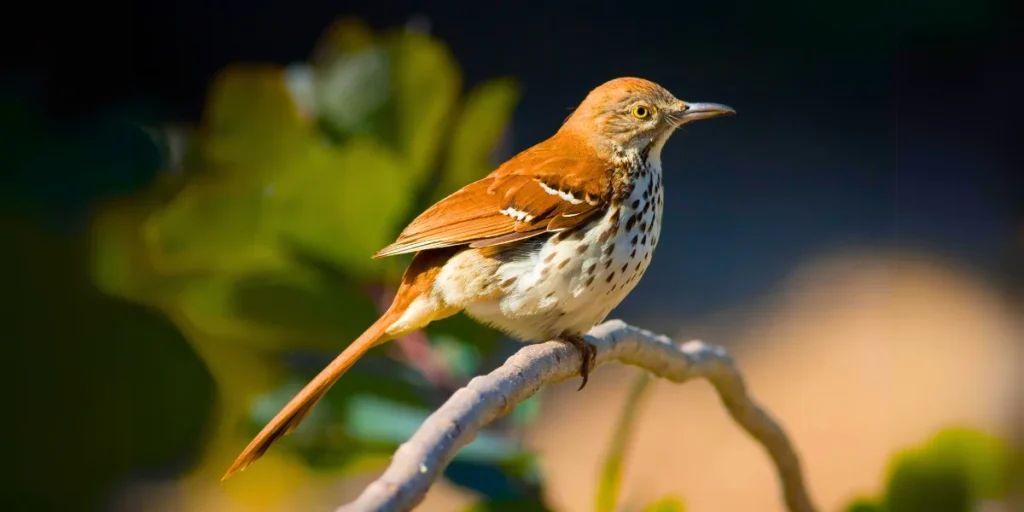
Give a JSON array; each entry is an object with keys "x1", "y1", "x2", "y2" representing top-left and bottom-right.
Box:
[{"x1": 337, "y1": 320, "x2": 817, "y2": 512}]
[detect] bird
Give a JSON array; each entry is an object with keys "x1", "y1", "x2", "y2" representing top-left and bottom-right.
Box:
[{"x1": 222, "y1": 77, "x2": 734, "y2": 480}]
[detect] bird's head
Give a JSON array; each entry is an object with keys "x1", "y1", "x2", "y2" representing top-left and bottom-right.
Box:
[{"x1": 561, "y1": 77, "x2": 735, "y2": 161}]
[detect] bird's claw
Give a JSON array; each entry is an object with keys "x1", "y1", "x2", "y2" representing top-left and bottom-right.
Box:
[{"x1": 560, "y1": 333, "x2": 597, "y2": 390}]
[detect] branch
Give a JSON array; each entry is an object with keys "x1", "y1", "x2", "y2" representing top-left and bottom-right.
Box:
[{"x1": 336, "y1": 320, "x2": 817, "y2": 512}]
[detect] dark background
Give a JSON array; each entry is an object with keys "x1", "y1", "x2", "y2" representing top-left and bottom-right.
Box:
[
  {"x1": 10, "y1": 0, "x2": 1022, "y2": 326},
  {"x1": 3, "y1": 0, "x2": 1020, "y2": 510}
]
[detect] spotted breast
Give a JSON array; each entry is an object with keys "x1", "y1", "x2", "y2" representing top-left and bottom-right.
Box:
[{"x1": 445, "y1": 150, "x2": 664, "y2": 343}]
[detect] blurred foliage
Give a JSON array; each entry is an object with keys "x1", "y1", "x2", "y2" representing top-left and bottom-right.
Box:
[
  {"x1": 591, "y1": 369, "x2": 1016, "y2": 512},
  {"x1": 0, "y1": 78, "x2": 216, "y2": 510},
  {"x1": 637, "y1": 496, "x2": 687, "y2": 512},
  {"x1": 0, "y1": 214, "x2": 215, "y2": 510},
  {"x1": 591, "y1": 371, "x2": 687, "y2": 512},
  {"x1": 80, "y1": 15, "x2": 536, "y2": 509},
  {"x1": 843, "y1": 427, "x2": 1018, "y2": 512},
  {"x1": 596, "y1": 372, "x2": 656, "y2": 512}
]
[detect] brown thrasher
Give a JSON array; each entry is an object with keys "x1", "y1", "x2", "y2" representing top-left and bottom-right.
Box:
[{"x1": 222, "y1": 77, "x2": 734, "y2": 479}]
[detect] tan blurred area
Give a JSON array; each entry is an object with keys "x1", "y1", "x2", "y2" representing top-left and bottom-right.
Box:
[
  {"x1": 114, "y1": 248, "x2": 1020, "y2": 512},
  {"x1": 523, "y1": 249, "x2": 1021, "y2": 512}
]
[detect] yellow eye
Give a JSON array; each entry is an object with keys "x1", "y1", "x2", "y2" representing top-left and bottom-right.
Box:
[{"x1": 632, "y1": 105, "x2": 652, "y2": 119}]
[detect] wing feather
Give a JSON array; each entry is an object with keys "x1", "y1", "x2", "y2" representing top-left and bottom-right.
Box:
[{"x1": 373, "y1": 136, "x2": 613, "y2": 258}]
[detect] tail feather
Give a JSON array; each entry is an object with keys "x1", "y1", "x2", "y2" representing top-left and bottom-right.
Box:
[
  {"x1": 221, "y1": 308, "x2": 398, "y2": 480},
  {"x1": 221, "y1": 248, "x2": 460, "y2": 481}
]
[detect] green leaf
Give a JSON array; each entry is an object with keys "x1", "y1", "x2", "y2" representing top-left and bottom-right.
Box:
[
  {"x1": 89, "y1": 196, "x2": 162, "y2": 301},
  {"x1": 510, "y1": 390, "x2": 544, "y2": 427},
  {"x1": 344, "y1": 394, "x2": 525, "y2": 463},
  {"x1": 596, "y1": 372, "x2": 655, "y2": 512},
  {"x1": 246, "y1": 368, "x2": 528, "y2": 474},
  {"x1": 446, "y1": 454, "x2": 548, "y2": 507},
  {"x1": 168, "y1": 259, "x2": 380, "y2": 352},
  {"x1": 882, "y1": 427, "x2": 1013, "y2": 512},
  {"x1": 240, "y1": 353, "x2": 428, "y2": 472},
  {"x1": 174, "y1": 274, "x2": 295, "y2": 351},
  {"x1": 639, "y1": 496, "x2": 687, "y2": 512},
  {"x1": 884, "y1": 447, "x2": 971, "y2": 512},
  {"x1": 201, "y1": 64, "x2": 311, "y2": 177},
  {"x1": 435, "y1": 77, "x2": 521, "y2": 202},
  {"x1": 139, "y1": 65, "x2": 332, "y2": 276},
  {"x1": 384, "y1": 29, "x2": 461, "y2": 185},
  {"x1": 228, "y1": 266, "x2": 381, "y2": 350},
  {"x1": 921, "y1": 427, "x2": 1013, "y2": 499},
  {"x1": 426, "y1": 312, "x2": 505, "y2": 358},
  {"x1": 430, "y1": 333, "x2": 483, "y2": 380},
  {"x1": 271, "y1": 136, "x2": 419, "y2": 278},
  {"x1": 844, "y1": 498, "x2": 886, "y2": 512},
  {"x1": 305, "y1": 18, "x2": 392, "y2": 141},
  {"x1": 142, "y1": 171, "x2": 284, "y2": 275},
  {"x1": 248, "y1": 384, "x2": 394, "y2": 475},
  {"x1": 343, "y1": 394, "x2": 435, "y2": 444},
  {"x1": 310, "y1": 17, "x2": 377, "y2": 66},
  {"x1": 313, "y1": 47, "x2": 391, "y2": 140}
]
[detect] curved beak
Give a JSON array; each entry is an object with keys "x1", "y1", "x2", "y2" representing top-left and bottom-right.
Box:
[{"x1": 672, "y1": 101, "x2": 736, "y2": 125}]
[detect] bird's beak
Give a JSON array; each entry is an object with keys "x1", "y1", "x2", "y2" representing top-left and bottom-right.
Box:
[{"x1": 671, "y1": 101, "x2": 736, "y2": 124}]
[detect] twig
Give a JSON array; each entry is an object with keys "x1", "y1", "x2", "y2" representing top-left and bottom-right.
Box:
[{"x1": 336, "y1": 320, "x2": 817, "y2": 512}]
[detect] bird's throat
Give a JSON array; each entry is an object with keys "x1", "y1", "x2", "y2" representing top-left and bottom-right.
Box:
[{"x1": 644, "y1": 129, "x2": 675, "y2": 171}]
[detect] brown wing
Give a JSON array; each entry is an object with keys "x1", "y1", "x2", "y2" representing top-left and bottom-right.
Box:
[{"x1": 373, "y1": 136, "x2": 613, "y2": 258}]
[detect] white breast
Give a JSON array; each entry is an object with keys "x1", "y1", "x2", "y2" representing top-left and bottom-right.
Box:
[{"x1": 461, "y1": 161, "x2": 664, "y2": 342}]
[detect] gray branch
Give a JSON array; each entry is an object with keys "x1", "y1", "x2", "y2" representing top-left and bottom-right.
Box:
[{"x1": 337, "y1": 320, "x2": 817, "y2": 512}]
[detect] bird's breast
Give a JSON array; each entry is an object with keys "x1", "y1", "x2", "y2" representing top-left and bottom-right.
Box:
[{"x1": 456, "y1": 164, "x2": 664, "y2": 342}]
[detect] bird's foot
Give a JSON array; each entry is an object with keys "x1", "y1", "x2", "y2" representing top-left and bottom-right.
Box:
[{"x1": 559, "y1": 332, "x2": 597, "y2": 391}]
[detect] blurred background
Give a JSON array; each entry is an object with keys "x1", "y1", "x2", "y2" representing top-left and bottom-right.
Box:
[{"x1": 3, "y1": 1, "x2": 1021, "y2": 511}]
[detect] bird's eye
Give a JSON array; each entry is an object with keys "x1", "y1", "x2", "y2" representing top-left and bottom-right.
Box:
[{"x1": 632, "y1": 105, "x2": 652, "y2": 119}]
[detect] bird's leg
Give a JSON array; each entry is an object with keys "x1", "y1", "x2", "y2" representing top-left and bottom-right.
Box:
[{"x1": 559, "y1": 331, "x2": 597, "y2": 391}]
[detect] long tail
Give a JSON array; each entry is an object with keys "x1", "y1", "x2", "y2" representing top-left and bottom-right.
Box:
[
  {"x1": 221, "y1": 308, "x2": 399, "y2": 480},
  {"x1": 221, "y1": 248, "x2": 459, "y2": 480}
]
